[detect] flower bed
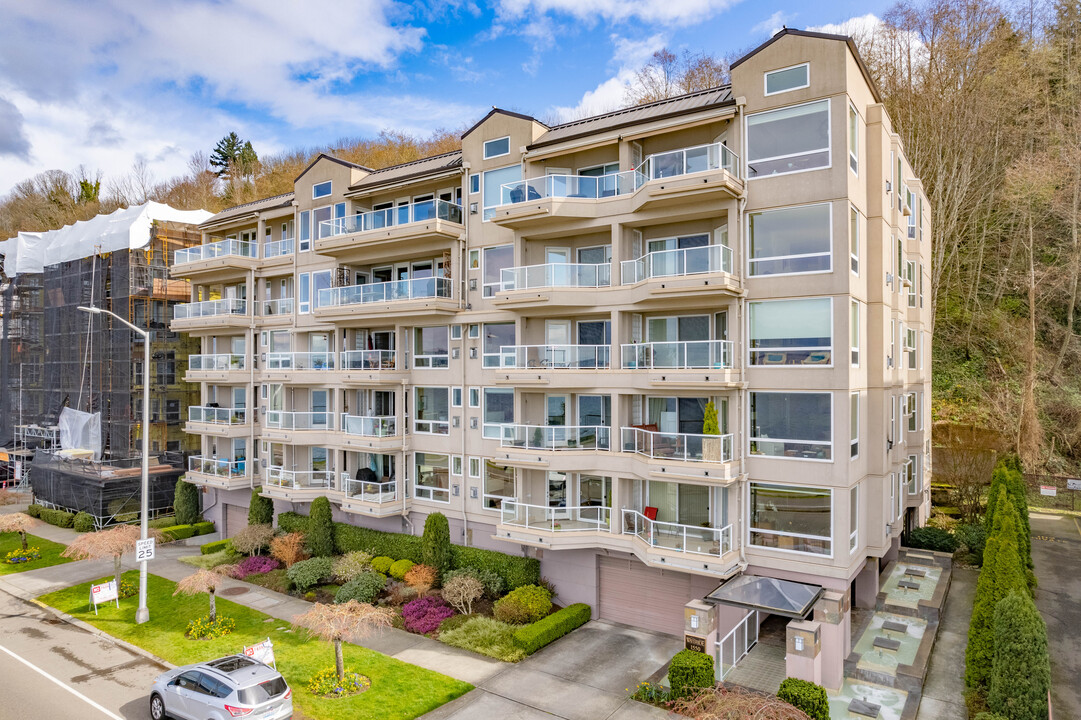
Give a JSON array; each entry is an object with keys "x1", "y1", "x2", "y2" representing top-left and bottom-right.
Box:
[
  {"x1": 186, "y1": 614, "x2": 236, "y2": 640},
  {"x1": 307, "y1": 667, "x2": 371, "y2": 699},
  {"x1": 4, "y1": 546, "x2": 41, "y2": 564}
]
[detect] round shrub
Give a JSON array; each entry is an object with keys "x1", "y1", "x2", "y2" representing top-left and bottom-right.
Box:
[
  {"x1": 332, "y1": 551, "x2": 373, "y2": 583},
  {"x1": 371, "y1": 556, "x2": 394, "y2": 575},
  {"x1": 334, "y1": 571, "x2": 387, "y2": 604},
  {"x1": 493, "y1": 584, "x2": 552, "y2": 624},
  {"x1": 402, "y1": 595, "x2": 455, "y2": 634},
  {"x1": 286, "y1": 556, "x2": 333, "y2": 592},
  {"x1": 777, "y1": 678, "x2": 829, "y2": 720},
  {"x1": 907, "y1": 526, "x2": 958, "y2": 553},
  {"x1": 668, "y1": 649, "x2": 716, "y2": 697},
  {"x1": 389, "y1": 558, "x2": 414, "y2": 581},
  {"x1": 404, "y1": 563, "x2": 437, "y2": 592},
  {"x1": 307, "y1": 496, "x2": 335, "y2": 557},
  {"x1": 72, "y1": 512, "x2": 95, "y2": 533},
  {"x1": 445, "y1": 567, "x2": 505, "y2": 598}
]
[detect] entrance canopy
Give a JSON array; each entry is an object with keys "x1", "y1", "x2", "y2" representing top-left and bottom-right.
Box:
[{"x1": 705, "y1": 574, "x2": 822, "y2": 619}]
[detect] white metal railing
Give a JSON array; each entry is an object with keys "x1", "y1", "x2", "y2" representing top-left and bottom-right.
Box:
[
  {"x1": 318, "y1": 277, "x2": 452, "y2": 307},
  {"x1": 173, "y1": 298, "x2": 247, "y2": 320},
  {"x1": 188, "y1": 456, "x2": 247, "y2": 478},
  {"x1": 265, "y1": 411, "x2": 334, "y2": 430},
  {"x1": 263, "y1": 237, "x2": 294, "y2": 258},
  {"x1": 344, "y1": 478, "x2": 397, "y2": 503},
  {"x1": 500, "y1": 501, "x2": 612, "y2": 531},
  {"x1": 500, "y1": 263, "x2": 611, "y2": 291},
  {"x1": 501, "y1": 424, "x2": 611, "y2": 451},
  {"x1": 621, "y1": 244, "x2": 733, "y2": 284},
  {"x1": 639, "y1": 141, "x2": 740, "y2": 181},
  {"x1": 319, "y1": 199, "x2": 463, "y2": 237},
  {"x1": 341, "y1": 415, "x2": 397, "y2": 437},
  {"x1": 622, "y1": 509, "x2": 732, "y2": 557},
  {"x1": 499, "y1": 171, "x2": 645, "y2": 205},
  {"x1": 340, "y1": 349, "x2": 397, "y2": 370},
  {"x1": 499, "y1": 344, "x2": 610, "y2": 369},
  {"x1": 266, "y1": 352, "x2": 335, "y2": 371},
  {"x1": 621, "y1": 340, "x2": 733, "y2": 370},
  {"x1": 265, "y1": 467, "x2": 337, "y2": 490},
  {"x1": 174, "y1": 238, "x2": 256, "y2": 264},
  {"x1": 620, "y1": 427, "x2": 734, "y2": 463},
  {"x1": 188, "y1": 406, "x2": 247, "y2": 424},
  {"x1": 261, "y1": 297, "x2": 294, "y2": 316},
  {"x1": 188, "y1": 354, "x2": 245, "y2": 371},
  {"x1": 717, "y1": 610, "x2": 759, "y2": 680}
]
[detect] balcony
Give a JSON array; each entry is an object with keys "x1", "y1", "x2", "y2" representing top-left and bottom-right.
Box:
[
  {"x1": 263, "y1": 468, "x2": 341, "y2": 501},
  {"x1": 314, "y1": 199, "x2": 463, "y2": 265},
  {"x1": 259, "y1": 298, "x2": 294, "y2": 324},
  {"x1": 185, "y1": 353, "x2": 247, "y2": 382},
  {"x1": 340, "y1": 414, "x2": 402, "y2": 452},
  {"x1": 620, "y1": 427, "x2": 734, "y2": 464},
  {"x1": 172, "y1": 238, "x2": 259, "y2": 279},
  {"x1": 265, "y1": 411, "x2": 334, "y2": 431},
  {"x1": 621, "y1": 340, "x2": 738, "y2": 389},
  {"x1": 622, "y1": 509, "x2": 733, "y2": 557},
  {"x1": 620, "y1": 245, "x2": 740, "y2": 304},
  {"x1": 501, "y1": 425, "x2": 611, "y2": 452},
  {"x1": 493, "y1": 263, "x2": 611, "y2": 312},
  {"x1": 266, "y1": 352, "x2": 335, "y2": 371},
  {"x1": 184, "y1": 456, "x2": 252, "y2": 490},
  {"x1": 262, "y1": 238, "x2": 294, "y2": 264},
  {"x1": 184, "y1": 406, "x2": 250, "y2": 437},
  {"x1": 500, "y1": 502, "x2": 612, "y2": 533},
  {"x1": 313, "y1": 277, "x2": 456, "y2": 323},
  {"x1": 340, "y1": 478, "x2": 404, "y2": 517},
  {"x1": 339, "y1": 350, "x2": 407, "y2": 385},
  {"x1": 171, "y1": 298, "x2": 249, "y2": 331},
  {"x1": 499, "y1": 344, "x2": 610, "y2": 370}
]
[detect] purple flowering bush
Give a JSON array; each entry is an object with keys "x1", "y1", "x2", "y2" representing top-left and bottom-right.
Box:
[
  {"x1": 402, "y1": 595, "x2": 455, "y2": 634},
  {"x1": 235, "y1": 555, "x2": 280, "y2": 579}
]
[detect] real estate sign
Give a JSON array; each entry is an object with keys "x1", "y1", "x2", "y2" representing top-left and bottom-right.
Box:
[
  {"x1": 89, "y1": 580, "x2": 120, "y2": 614},
  {"x1": 243, "y1": 638, "x2": 276, "y2": 668}
]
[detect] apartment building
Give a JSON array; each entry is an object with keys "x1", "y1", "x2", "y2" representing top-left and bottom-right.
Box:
[{"x1": 171, "y1": 29, "x2": 931, "y2": 685}]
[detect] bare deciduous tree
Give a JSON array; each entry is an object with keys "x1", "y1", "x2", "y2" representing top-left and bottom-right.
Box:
[
  {"x1": 442, "y1": 574, "x2": 483, "y2": 615},
  {"x1": 0, "y1": 512, "x2": 38, "y2": 550},
  {"x1": 61, "y1": 525, "x2": 159, "y2": 590},
  {"x1": 230, "y1": 524, "x2": 274, "y2": 556},
  {"x1": 293, "y1": 601, "x2": 394, "y2": 682}
]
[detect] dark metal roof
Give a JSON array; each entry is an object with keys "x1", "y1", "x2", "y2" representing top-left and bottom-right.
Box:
[
  {"x1": 347, "y1": 150, "x2": 463, "y2": 193},
  {"x1": 706, "y1": 574, "x2": 823, "y2": 619},
  {"x1": 461, "y1": 108, "x2": 544, "y2": 139},
  {"x1": 199, "y1": 192, "x2": 294, "y2": 228},
  {"x1": 530, "y1": 85, "x2": 735, "y2": 150}
]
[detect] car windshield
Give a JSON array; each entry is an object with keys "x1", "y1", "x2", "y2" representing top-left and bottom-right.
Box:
[{"x1": 237, "y1": 678, "x2": 287, "y2": 705}]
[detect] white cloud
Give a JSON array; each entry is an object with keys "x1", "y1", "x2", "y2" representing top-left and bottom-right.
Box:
[
  {"x1": 806, "y1": 13, "x2": 883, "y2": 38},
  {"x1": 496, "y1": 0, "x2": 739, "y2": 26},
  {"x1": 751, "y1": 11, "x2": 791, "y2": 37}
]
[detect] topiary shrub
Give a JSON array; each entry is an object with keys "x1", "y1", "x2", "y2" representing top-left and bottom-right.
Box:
[
  {"x1": 907, "y1": 526, "x2": 958, "y2": 553},
  {"x1": 668, "y1": 649, "x2": 715, "y2": 697},
  {"x1": 422, "y1": 512, "x2": 452, "y2": 583},
  {"x1": 173, "y1": 479, "x2": 201, "y2": 525},
  {"x1": 988, "y1": 592, "x2": 1051, "y2": 720},
  {"x1": 493, "y1": 584, "x2": 552, "y2": 624},
  {"x1": 72, "y1": 512, "x2": 95, "y2": 532},
  {"x1": 307, "y1": 496, "x2": 335, "y2": 558},
  {"x1": 371, "y1": 556, "x2": 394, "y2": 575},
  {"x1": 513, "y1": 603, "x2": 591, "y2": 655},
  {"x1": 286, "y1": 556, "x2": 333, "y2": 592},
  {"x1": 248, "y1": 487, "x2": 274, "y2": 526},
  {"x1": 332, "y1": 551, "x2": 373, "y2": 583},
  {"x1": 38, "y1": 508, "x2": 75, "y2": 528},
  {"x1": 334, "y1": 571, "x2": 387, "y2": 604},
  {"x1": 445, "y1": 567, "x2": 505, "y2": 598},
  {"x1": 389, "y1": 558, "x2": 414, "y2": 581},
  {"x1": 777, "y1": 678, "x2": 829, "y2": 720}
]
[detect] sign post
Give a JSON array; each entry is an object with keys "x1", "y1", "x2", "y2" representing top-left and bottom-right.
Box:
[{"x1": 89, "y1": 580, "x2": 120, "y2": 615}]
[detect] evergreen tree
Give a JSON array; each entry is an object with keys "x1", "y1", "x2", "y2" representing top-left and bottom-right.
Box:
[
  {"x1": 307, "y1": 496, "x2": 335, "y2": 557},
  {"x1": 984, "y1": 463, "x2": 1009, "y2": 531},
  {"x1": 248, "y1": 487, "x2": 274, "y2": 526},
  {"x1": 421, "y1": 512, "x2": 452, "y2": 583},
  {"x1": 210, "y1": 132, "x2": 259, "y2": 179},
  {"x1": 989, "y1": 591, "x2": 1051, "y2": 720},
  {"x1": 173, "y1": 479, "x2": 201, "y2": 525}
]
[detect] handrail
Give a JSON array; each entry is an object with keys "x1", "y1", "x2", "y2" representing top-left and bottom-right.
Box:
[
  {"x1": 344, "y1": 478, "x2": 397, "y2": 502},
  {"x1": 500, "y1": 262, "x2": 611, "y2": 291},
  {"x1": 499, "y1": 344, "x2": 610, "y2": 369},
  {"x1": 188, "y1": 354, "x2": 245, "y2": 371},
  {"x1": 188, "y1": 456, "x2": 247, "y2": 477},
  {"x1": 266, "y1": 352, "x2": 335, "y2": 370},
  {"x1": 341, "y1": 414, "x2": 397, "y2": 437},
  {"x1": 620, "y1": 427, "x2": 734, "y2": 463},
  {"x1": 319, "y1": 198, "x2": 463, "y2": 237},
  {"x1": 621, "y1": 244, "x2": 733, "y2": 284},
  {"x1": 637, "y1": 141, "x2": 740, "y2": 181},
  {"x1": 501, "y1": 424, "x2": 611, "y2": 451},
  {"x1": 500, "y1": 501, "x2": 612, "y2": 531},
  {"x1": 173, "y1": 298, "x2": 247, "y2": 319},
  {"x1": 622, "y1": 509, "x2": 732, "y2": 557},
  {"x1": 621, "y1": 340, "x2": 733, "y2": 370},
  {"x1": 340, "y1": 349, "x2": 397, "y2": 370},
  {"x1": 175, "y1": 238, "x2": 256, "y2": 264},
  {"x1": 263, "y1": 237, "x2": 294, "y2": 258},
  {"x1": 318, "y1": 277, "x2": 452, "y2": 307},
  {"x1": 188, "y1": 406, "x2": 247, "y2": 424},
  {"x1": 265, "y1": 411, "x2": 334, "y2": 430},
  {"x1": 265, "y1": 467, "x2": 336, "y2": 489},
  {"x1": 261, "y1": 297, "x2": 294, "y2": 316}
]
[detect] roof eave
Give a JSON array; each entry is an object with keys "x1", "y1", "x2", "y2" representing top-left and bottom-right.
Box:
[{"x1": 345, "y1": 166, "x2": 464, "y2": 198}]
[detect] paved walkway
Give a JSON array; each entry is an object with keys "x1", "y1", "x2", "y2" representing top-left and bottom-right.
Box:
[
  {"x1": 913, "y1": 566, "x2": 974, "y2": 720},
  {"x1": 1030, "y1": 513, "x2": 1081, "y2": 720}
]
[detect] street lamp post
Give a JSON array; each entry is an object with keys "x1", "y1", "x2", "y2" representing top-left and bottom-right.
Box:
[{"x1": 79, "y1": 305, "x2": 151, "y2": 624}]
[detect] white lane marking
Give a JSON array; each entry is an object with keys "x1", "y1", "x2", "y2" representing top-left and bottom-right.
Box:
[{"x1": 0, "y1": 642, "x2": 124, "y2": 720}]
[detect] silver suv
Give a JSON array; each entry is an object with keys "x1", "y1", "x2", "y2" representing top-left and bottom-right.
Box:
[{"x1": 149, "y1": 654, "x2": 292, "y2": 720}]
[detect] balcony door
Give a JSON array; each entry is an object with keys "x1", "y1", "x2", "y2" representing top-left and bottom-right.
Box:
[
  {"x1": 545, "y1": 320, "x2": 571, "y2": 366},
  {"x1": 547, "y1": 471, "x2": 569, "y2": 519},
  {"x1": 647, "y1": 481, "x2": 710, "y2": 527},
  {"x1": 579, "y1": 474, "x2": 611, "y2": 523},
  {"x1": 311, "y1": 390, "x2": 329, "y2": 428}
]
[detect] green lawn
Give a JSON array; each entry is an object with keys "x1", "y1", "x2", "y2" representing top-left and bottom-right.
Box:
[
  {"x1": 39, "y1": 572, "x2": 472, "y2": 720},
  {"x1": 0, "y1": 532, "x2": 72, "y2": 575}
]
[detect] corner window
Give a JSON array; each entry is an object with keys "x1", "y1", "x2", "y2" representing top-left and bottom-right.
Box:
[
  {"x1": 483, "y1": 136, "x2": 510, "y2": 159},
  {"x1": 850, "y1": 300, "x2": 859, "y2": 367},
  {"x1": 414, "y1": 452, "x2": 450, "y2": 502},
  {"x1": 850, "y1": 392, "x2": 859, "y2": 458},
  {"x1": 414, "y1": 387, "x2": 449, "y2": 434},
  {"x1": 483, "y1": 245, "x2": 513, "y2": 297},
  {"x1": 747, "y1": 100, "x2": 829, "y2": 178},
  {"x1": 469, "y1": 173, "x2": 480, "y2": 194},
  {"x1": 483, "y1": 164, "x2": 522, "y2": 220},
  {"x1": 749, "y1": 392, "x2": 832, "y2": 460},
  {"x1": 749, "y1": 482, "x2": 832, "y2": 556},
  {"x1": 748, "y1": 298, "x2": 832, "y2": 366},
  {"x1": 414, "y1": 326, "x2": 449, "y2": 368},
  {"x1": 312, "y1": 181, "x2": 332, "y2": 199},
  {"x1": 764, "y1": 63, "x2": 809, "y2": 95},
  {"x1": 483, "y1": 322, "x2": 515, "y2": 367},
  {"x1": 849, "y1": 485, "x2": 859, "y2": 551},
  {"x1": 299, "y1": 211, "x2": 311, "y2": 252},
  {"x1": 848, "y1": 104, "x2": 859, "y2": 175},
  {"x1": 748, "y1": 203, "x2": 831, "y2": 276},
  {"x1": 483, "y1": 460, "x2": 514, "y2": 510},
  {"x1": 482, "y1": 388, "x2": 514, "y2": 439},
  {"x1": 849, "y1": 205, "x2": 859, "y2": 275}
]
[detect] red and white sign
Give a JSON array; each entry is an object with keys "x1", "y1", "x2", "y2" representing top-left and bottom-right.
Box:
[
  {"x1": 1041, "y1": 485, "x2": 1058, "y2": 497},
  {"x1": 91, "y1": 580, "x2": 119, "y2": 603},
  {"x1": 243, "y1": 638, "x2": 275, "y2": 668}
]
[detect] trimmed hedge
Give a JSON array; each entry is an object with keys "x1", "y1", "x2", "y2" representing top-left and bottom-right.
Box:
[
  {"x1": 73, "y1": 511, "x2": 95, "y2": 532},
  {"x1": 777, "y1": 678, "x2": 829, "y2": 720},
  {"x1": 192, "y1": 521, "x2": 215, "y2": 536},
  {"x1": 513, "y1": 603, "x2": 591, "y2": 654},
  {"x1": 161, "y1": 524, "x2": 196, "y2": 541},
  {"x1": 907, "y1": 526, "x2": 958, "y2": 553},
  {"x1": 36, "y1": 507, "x2": 75, "y2": 528},
  {"x1": 201, "y1": 538, "x2": 233, "y2": 555},
  {"x1": 668, "y1": 649, "x2": 715, "y2": 696},
  {"x1": 451, "y1": 545, "x2": 539, "y2": 591},
  {"x1": 148, "y1": 516, "x2": 178, "y2": 529},
  {"x1": 494, "y1": 585, "x2": 552, "y2": 624},
  {"x1": 26, "y1": 504, "x2": 42, "y2": 518}
]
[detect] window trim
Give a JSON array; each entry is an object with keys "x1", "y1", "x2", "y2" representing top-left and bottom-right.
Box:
[
  {"x1": 413, "y1": 387, "x2": 450, "y2": 435},
  {"x1": 747, "y1": 296, "x2": 834, "y2": 368},
  {"x1": 746, "y1": 201, "x2": 833, "y2": 278},
  {"x1": 312, "y1": 180, "x2": 332, "y2": 199},
  {"x1": 746, "y1": 98, "x2": 831, "y2": 180},
  {"x1": 763, "y1": 62, "x2": 810, "y2": 96},
  {"x1": 747, "y1": 481, "x2": 834, "y2": 558},
  {"x1": 748, "y1": 390, "x2": 834, "y2": 462},
  {"x1": 483, "y1": 136, "x2": 511, "y2": 159}
]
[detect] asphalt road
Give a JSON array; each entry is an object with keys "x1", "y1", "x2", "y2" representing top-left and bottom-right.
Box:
[
  {"x1": 0, "y1": 587, "x2": 167, "y2": 720},
  {"x1": 1030, "y1": 513, "x2": 1081, "y2": 720}
]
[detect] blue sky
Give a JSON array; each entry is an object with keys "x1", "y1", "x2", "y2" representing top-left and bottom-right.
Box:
[{"x1": 0, "y1": 0, "x2": 890, "y2": 199}]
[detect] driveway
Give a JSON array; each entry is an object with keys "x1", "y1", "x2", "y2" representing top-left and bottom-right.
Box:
[
  {"x1": 1030, "y1": 513, "x2": 1081, "y2": 720},
  {"x1": 421, "y1": 620, "x2": 682, "y2": 720}
]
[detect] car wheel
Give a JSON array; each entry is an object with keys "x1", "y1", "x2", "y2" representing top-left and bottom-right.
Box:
[{"x1": 149, "y1": 693, "x2": 167, "y2": 720}]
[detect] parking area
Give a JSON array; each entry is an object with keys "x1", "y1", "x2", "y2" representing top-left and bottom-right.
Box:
[{"x1": 1030, "y1": 513, "x2": 1081, "y2": 720}]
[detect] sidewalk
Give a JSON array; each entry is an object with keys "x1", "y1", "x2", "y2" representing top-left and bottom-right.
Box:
[{"x1": 914, "y1": 567, "x2": 975, "y2": 720}]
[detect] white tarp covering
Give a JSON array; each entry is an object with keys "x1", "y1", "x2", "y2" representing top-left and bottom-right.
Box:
[
  {"x1": 0, "y1": 202, "x2": 212, "y2": 278},
  {"x1": 58, "y1": 407, "x2": 103, "y2": 461}
]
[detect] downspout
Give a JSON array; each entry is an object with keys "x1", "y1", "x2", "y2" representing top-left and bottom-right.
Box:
[
  {"x1": 400, "y1": 376, "x2": 413, "y2": 535},
  {"x1": 249, "y1": 266, "x2": 256, "y2": 492},
  {"x1": 735, "y1": 95, "x2": 750, "y2": 572}
]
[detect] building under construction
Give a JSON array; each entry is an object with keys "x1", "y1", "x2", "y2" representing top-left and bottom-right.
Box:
[{"x1": 0, "y1": 203, "x2": 211, "y2": 521}]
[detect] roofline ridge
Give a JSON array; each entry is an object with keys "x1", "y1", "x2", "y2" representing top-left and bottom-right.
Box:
[{"x1": 548, "y1": 84, "x2": 733, "y2": 131}]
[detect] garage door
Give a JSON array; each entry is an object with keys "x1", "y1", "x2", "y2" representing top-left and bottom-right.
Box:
[
  {"x1": 224, "y1": 503, "x2": 248, "y2": 537},
  {"x1": 599, "y1": 556, "x2": 714, "y2": 635}
]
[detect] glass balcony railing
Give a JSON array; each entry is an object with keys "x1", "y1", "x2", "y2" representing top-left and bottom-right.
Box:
[
  {"x1": 340, "y1": 349, "x2": 398, "y2": 370},
  {"x1": 261, "y1": 298, "x2": 294, "y2": 316},
  {"x1": 622, "y1": 509, "x2": 732, "y2": 557},
  {"x1": 621, "y1": 244, "x2": 733, "y2": 284},
  {"x1": 342, "y1": 415, "x2": 397, "y2": 437},
  {"x1": 173, "y1": 298, "x2": 247, "y2": 320},
  {"x1": 188, "y1": 456, "x2": 247, "y2": 478},
  {"x1": 188, "y1": 406, "x2": 247, "y2": 424},
  {"x1": 501, "y1": 425, "x2": 611, "y2": 451},
  {"x1": 621, "y1": 340, "x2": 733, "y2": 370},
  {"x1": 319, "y1": 199, "x2": 463, "y2": 238},
  {"x1": 344, "y1": 478, "x2": 397, "y2": 503},
  {"x1": 175, "y1": 238, "x2": 256, "y2": 265},
  {"x1": 499, "y1": 344, "x2": 610, "y2": 369},
  {"x1": 638, "y1": 141, "x2": 739, "y2": 182},
  {"x1": 620, "y1": 427, "x2": 734, "y2": 463},
  {"x1": 500, "y1": 501, "x2": 612, "y2": 532},
  {"x1": 266, "y1": 352, "x2": 335, "y2": 371},
  {"x1": 264, "y1": 238, "x2": 294, "y2": 258},
  {"x1": 265, "y1": 467, "x2": 338, "y2": 490},
  {"x1": 265, "y1": 411, "x2": 333, "y2": 430},
  {"x1": 188, "y1": 354, "x2": 245, "y2": 371},
  {"x1": 500, "y1": 263, "x2": 611, "y2": 291},
  {"x1": 318, "y1": 277, "x2": 451, "y2": 307}
]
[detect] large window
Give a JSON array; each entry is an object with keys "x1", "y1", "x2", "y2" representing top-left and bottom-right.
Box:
[
  {"x1": 298, "y1": 272, "x2": 310, "y2": 314},
  {"x1": 750, "y1": 392, "x2": 832, "y2": 460},
  {"x1": 747, "y1": 100, "x2": 830, "y2": 178},
  {"x1": 764, "y1": 63, "x2": 809, "y2": 95},
  {"x1": 483, "y1": 165, "x2": 522, "y2": 220},
  {"x1": 483, "y1": 322, "x2": 515, "y2": 367},
  {"x1": 299, "y1": 211, "x2": 310, "y2": 252},
  {"x1": 748, "y1": 203, "x2": 831, "y2": 276},
  {"x1": 483, "y1": 460, "x2": 514, "y2": 510},
  {"x1": 748, "y1": 298, "x2": 832, "y2": 366},
  {"x1": 312, "y1": 270, "x2": 331, "y2": 309},
  {"x1": 414, "y1": 452, "x2": 449, "y2": 502},
  {"x1": 414, "y1": 326, "x2": 449, "y2": 368},
  {"x1": 483, "y1": 388, "x2": 514, "y2": 439},
  {"x1": 414, "y1": 387, "x2": 449, "y2": 434},
  {"x1": 749, "y1": 482, "x2": 832, "y2": 556},
  {"x1": 483, "y1": 244, "x2": 513, "y2": 297}
]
